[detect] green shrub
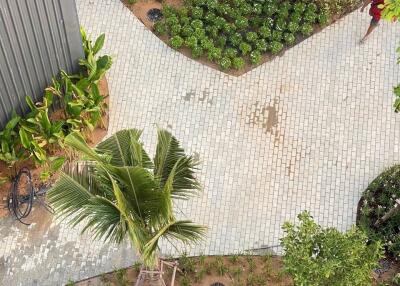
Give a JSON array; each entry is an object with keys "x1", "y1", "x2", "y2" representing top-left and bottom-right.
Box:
[
  {"x1": 277, "y1": 6, "x2": 289, "y2": 19},
  {"x1": 287, "y1": 21, "x2": 300, "y2": 33},
  {"x1": 163, "y1": 5, "x2": 178, "y2": 18},
  {"x1": 219, "y1": 57, "x2": 232, "y2": 70},
  {"x1": 263, "y1": 3, "x2": 278, "y2": 16},
  {"x1": 239, "y1": 3, "x2": 252, "y2": 15},
  {"x1": 213, "y1": 16, "x2": 227, "y2": 29},
  {"x1": 224, "y1": 47, "x2": 237, "y2": 58},
  {"x1": 239, "y1": 42, "x2": 252, "y2": 55},
  {"x1": 246, "y1": 31, "x2": 258, "y2": 43},
  {"x1": 290, "y1": 12, "x2": 302, "y2": 23},
  {"x1": 207, "y1": 46, "x2": 222, "y2": 60},
  {"x1": 205, "y1": 25, "x2": 219, "y2": 38},
  {"x1": 235, "y1": 17, "x2": 249, "y2": 29},
  {"x1": 275, "y1": 18, "x2": 287, "y2": 31},
  {"x1": 165, "y1": 15, "x2": 179, "y2": 27},
  {"x1": 293, "y1": 2, "x2": 306, "y2": 14},
  {"x1": 153, "y1": 21, "x2": 167, "y2": 35},
  {"x1": 250, "y1": 50, "x2": 262, "y2": 65},
  {"x1": 191, "y1": 19, "x2": 203, "y2": 29},
  {"x1": 170, "y1": 35, "x2": 184, "y2": 49},
  {"x1": 181, "y1": 25, "x2": 194, "y2": 37},
  {"x1": 307, "y1": 3, "x2": 318, "y2": 13},
  {"x1": 232, "y1": 57, "x2": 245, "y2": 70},
  {"x1": 304, "y1": 9, "x2": 317, "y2": 23},
  {"x1": 193, "y1": 28, "x2": 206, "y2": 39},
  {"x1": 358, "y1": 165, "x2": 400, "y2": 260},
  {"x1": 281, "y1": 211, "x2": 383, "y2": 286},
  {"x1": 204, "y1": 11, "x2": 216, "y2": 23},
  {"x1": 270, "y1": 41, "x2": 283, "y2": 54},
  {"x1": 191, "y1": 45, "x2": 204, "y2": 58},
  {"x1": 264, "y1": 17, "x2": 274, "y2": 28},
  {"x1": 258, "y1": 26, "x2": 271, "y2": 39},
  {"x1": 271, "y1": 30, "x2": 283, "y2": 42},
  {"x1": 170, "y1": 24, "x2": 182, "y2": 36},
  {"x1": 229, "y1": 32, "x2": 243, "y2": 47},
  {"x1": 200, "y1": 37, "x2": 214, "y2": 50},
  {"x1": 205, "y1": 0, "x2": 218, "y2": 10},
  {"x1": 215, "y1": 35, "x2": 227, "y2": 48},
  {"x1": 253, "y1": 3, "x2": 263, "y2": 14},
  {"x1": 255, "y1": 39, "x2": 268, "y2": 52},
  {"x1": 284, "y1": 33, "x2": 296, "y2": 45},
  {"x1": 317, "y1": 12, "x2": 329, "y2": 25},
  {"x1": 300, "y1": 23, "x2": 313, "y2": 36},
  {"x1": 185, "y1": 35, "x2": 198, "y2": 48},
  {"x1": 191, "y1": 6, "x2": 204, "y2": 19}
]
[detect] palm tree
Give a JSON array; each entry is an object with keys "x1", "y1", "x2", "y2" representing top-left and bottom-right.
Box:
[{"x1": 47, "y1": 128, "x2": 206, "y2": 271}]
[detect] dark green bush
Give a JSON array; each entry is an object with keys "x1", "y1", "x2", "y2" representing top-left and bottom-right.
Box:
[
  {"x1": 219, "y1": 56, "x2": 232, "y2": 70},
  {"x1": 232, "y1": 57, "x2": 245, "y2": 70},
  {"x1": 170, "y1": 35, "x2": 184, "y2": 49},
  {"x1": 270, "y1": 41, "x2": 283, "y2": 54},
  {"x1": 250, "y1": 50, "x2": 262, "y2": 64},
  {"x1": 358, "y1": 165, "x2": 400, "y2": 260}
]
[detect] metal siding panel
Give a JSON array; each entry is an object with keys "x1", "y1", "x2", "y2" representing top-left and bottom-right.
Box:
[{"x1": 0, "y1": 0, "x2": 83, "y2": 129}]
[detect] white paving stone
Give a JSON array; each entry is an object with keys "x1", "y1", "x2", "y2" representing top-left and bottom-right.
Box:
[{"x1": 1, "y1": 0, "x2": 400, "y2": 285}]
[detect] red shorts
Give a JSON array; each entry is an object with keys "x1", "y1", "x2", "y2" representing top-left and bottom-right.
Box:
[{"x1": 369, "y1": 4, "x2": 382, "y2": 21}]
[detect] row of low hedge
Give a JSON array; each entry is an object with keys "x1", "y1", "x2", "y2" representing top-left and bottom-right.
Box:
[
  {"x1": 0, "y1": 28, "x2": 112, "y2": 181},
  {"x1": 153, "y1": 0, "x2": 330, "y2": 71}
]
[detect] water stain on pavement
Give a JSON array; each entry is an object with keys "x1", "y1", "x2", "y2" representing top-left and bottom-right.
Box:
[{"x1": 244, "y1": 96, "x2": 281, "y2": 142}]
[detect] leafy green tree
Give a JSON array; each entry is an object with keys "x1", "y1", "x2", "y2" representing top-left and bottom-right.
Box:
[
  {"x1": 48, "y1": 129, "x2": 206, "y2": 268},
  {"x1": 394, "y1": 47, "x2": 400, "y2": 112},
  {"x1": 381, "y1": 0, "x2": 400, "y2": 21},
  {"x1": 281, "y1": 211, "x2": 383, "y2": 286}
]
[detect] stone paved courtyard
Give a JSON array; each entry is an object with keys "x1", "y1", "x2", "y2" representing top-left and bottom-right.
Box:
[{"x1": 1, "y1": 0, "x2": 400, "y2": 285}]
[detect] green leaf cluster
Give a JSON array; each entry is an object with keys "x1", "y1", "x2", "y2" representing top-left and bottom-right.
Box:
[{"x1": 281, "y1": 211, "x2": 383, "y2": 286}]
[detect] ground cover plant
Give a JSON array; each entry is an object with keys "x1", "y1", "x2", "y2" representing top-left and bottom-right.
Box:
[
  {"x1": 153, "y1": 0, "x2": 330, "y2": 71},
  {"x1": 0, "y1": 28, "x2": 112, "y2": 182},
  {"x1": 358, "y1": 165, "x2": 400, "y2": 261},
  {"x1": 281, "y1": 211, "x2": 383, "y2": 286}
]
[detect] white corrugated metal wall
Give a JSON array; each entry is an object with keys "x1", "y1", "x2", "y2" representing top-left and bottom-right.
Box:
[{"x1": 0, "y1": 0, "x2": 84, "y2": 128}]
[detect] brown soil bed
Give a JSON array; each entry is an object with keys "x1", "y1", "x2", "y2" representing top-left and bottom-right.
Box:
[
  {"x1": 73, "y1": 254, "x2": 399, "y2": 286},
  {"x1": 75, "y1": 255, "x2": 293, "y2": 286},
  {"x1": 0, "y1": 77, "x2": 110, "y2": 219},
  {"x1": 122, "y1": 0, "x2": 362, "y2": 77}
]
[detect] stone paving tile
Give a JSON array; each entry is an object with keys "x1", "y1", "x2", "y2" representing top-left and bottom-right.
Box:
[{"x1": 1, "y1": 0, "x2": 400, "y2": 285}]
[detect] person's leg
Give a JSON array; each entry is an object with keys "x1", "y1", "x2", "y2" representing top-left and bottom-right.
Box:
[{"x1": 360, "y1": 18, "x2": 379, "y2": 44}]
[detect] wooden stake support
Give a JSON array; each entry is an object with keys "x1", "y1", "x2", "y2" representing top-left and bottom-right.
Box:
[{"x1": 134, "y1": 260, "x2": 179, "y2": 286}]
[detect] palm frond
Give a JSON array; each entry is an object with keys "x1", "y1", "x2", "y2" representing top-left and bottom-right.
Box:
[
  {"x1": 64, "y1": 132, "x2": 105, "y2": 163},
  {"x1": 154, "y1": 129, "x2": 200, "y2": 194},
  {"x1": 169, "y1": 157, "x2": 201, "y2": 199},
  {"x1": 111, "y1": 177, "x2": 151, "y2": 254},
  {"x1": 143, "y1": 220, "x2": 206, "y2": 265},
  {"x1": 112, "y1": 166, "x2": 159, "y2": 221},
  {"x1": 81, "y1": 196, "x2": 127, "y2": 243},
  {"x1": 47, "y1": 172, "x2": 93, "y2": 225},
  {"x1": 96, "y1": 129, "x2": 153, "y2": 168}
]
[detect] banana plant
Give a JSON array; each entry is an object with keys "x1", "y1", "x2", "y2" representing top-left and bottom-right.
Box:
[
  {"x1": 0, "y1": 112, "x2": 22, "y2": 165},
  {"x1": 80, "y1": 27, "x2": 112, "y2": 84},
  {"x1": 19, "y1": 94, "x2": 65, "y2": 164}
]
